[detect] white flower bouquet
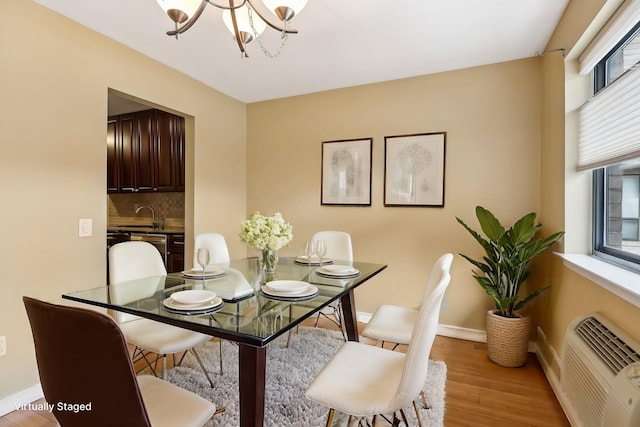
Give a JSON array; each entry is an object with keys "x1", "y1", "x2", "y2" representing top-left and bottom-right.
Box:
[{"x1": 239, "y1": 211, "x2": 293, "y2": 251}]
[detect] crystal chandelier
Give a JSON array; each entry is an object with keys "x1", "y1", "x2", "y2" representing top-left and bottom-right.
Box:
[{"x1": 155, "y1": 0, "x2": 307, "y2": 58}]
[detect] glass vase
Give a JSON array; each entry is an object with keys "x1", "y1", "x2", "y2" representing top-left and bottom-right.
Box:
[{"x1": 259, "y1": 249, "x2": 279, "y2": 284}]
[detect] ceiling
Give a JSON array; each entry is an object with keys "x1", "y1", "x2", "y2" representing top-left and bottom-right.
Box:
[{"x1": 34, "y1": 0, "x2": 569, "y2": 104}]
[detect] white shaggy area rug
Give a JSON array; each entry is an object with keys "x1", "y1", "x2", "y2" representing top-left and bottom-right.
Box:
[{"x1": 166, "y1": 327, "x2": 446, "y2": 426}]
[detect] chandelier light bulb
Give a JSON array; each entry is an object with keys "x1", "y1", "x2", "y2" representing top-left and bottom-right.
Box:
[
  {"x1": 223, "y1": 4, "x2": 267, "y2": 43},
  {"x1": 155, "y1": 0, "x2": 202, "y2": 23},
  {"x1": 262, "y1": 0, "x2": 308, "y2": 21}
]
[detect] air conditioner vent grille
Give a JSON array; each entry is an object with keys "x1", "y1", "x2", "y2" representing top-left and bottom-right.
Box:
[{"x1": 576, "y1": 316, "x2": 640, "y2": 375}]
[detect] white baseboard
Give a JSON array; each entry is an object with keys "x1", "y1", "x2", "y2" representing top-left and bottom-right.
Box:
[
  {"x1": 356, "y1": 312, "x2": 373, "y2": 324},
  {"x1": 358, "y1": 311, "x2": 488, "y2": 343},
  {"x1": 0, "y1": 384, "x2": 44, "y2": 417},
  {"x1": 436, "y1": 323, "x2": 487, "y2": 342},
  {"x1": 535, "y1": 327, "x2": 578, "y2": 426}
]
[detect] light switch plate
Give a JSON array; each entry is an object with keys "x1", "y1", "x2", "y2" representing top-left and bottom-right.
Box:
[{"x1": 79, "y1": 218, "x2": 92, "y2": 237}]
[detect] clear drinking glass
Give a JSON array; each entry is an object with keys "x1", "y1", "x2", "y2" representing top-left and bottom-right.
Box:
[
  {"x1": 315, "y1": 240, "x2": 327, "y2": 266},
  {"x1": 304, "y1": 240, "x2": 315, "y2": 281},
  {"x1": 196, "y1": 248, "x2": 210, "y2": 274}
]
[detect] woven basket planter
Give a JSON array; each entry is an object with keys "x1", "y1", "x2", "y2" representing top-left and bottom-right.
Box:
[{"x1": 486, "y1": 310, "x2": 530, "y2": 367}]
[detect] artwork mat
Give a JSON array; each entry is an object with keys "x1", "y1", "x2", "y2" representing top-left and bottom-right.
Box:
[
  {"x1": 321, "y1": 138, "x2": 372, "y2": 206},
  {"x1": 384, "y1": 132, "x2": 446, "y2": 207}
]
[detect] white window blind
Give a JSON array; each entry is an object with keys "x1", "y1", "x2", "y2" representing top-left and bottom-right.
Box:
[{"x1": 578, "y1": 64, "x2": 640, "y2": 170}]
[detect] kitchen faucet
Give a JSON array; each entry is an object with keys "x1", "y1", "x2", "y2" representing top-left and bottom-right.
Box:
[{"x1": 135, "y1": 205, "x2": 159, "y2": 229}]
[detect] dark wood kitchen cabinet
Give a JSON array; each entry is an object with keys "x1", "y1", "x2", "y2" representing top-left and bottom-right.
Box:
[
  {"x1": 107, "y1": 109, "x2": 185, "y2": 193},
  {"x1": 155, "y1": 110, "x2": 183, "y2": 192},
  {"x1": 106, "y1": 118, "x2": 118, "y2": 192},
  {"x1": 167, "y1": 233, "x2": 185, "y2": 273}
]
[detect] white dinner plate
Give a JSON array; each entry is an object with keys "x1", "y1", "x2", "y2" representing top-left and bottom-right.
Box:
[
  {"x1": 294, "y1": 256, "x2": 333, "y2": 266},
  {"x1": 182, "y1": 267, "x2": 227, "y2": 279},
  {"x1": 316, "y1": 265, "x2": 360, "y2": 277},
  {"x1": 170, "y1": 289, "x2": 217, "y2": 305},
  {"x1": 261, "y1": 284, "x2": 318, "y2": 299},
  {"x1": 265, "y1": 280, "x2": 309, "y2": 294},
  {"x1": 163, "y1": 296, "x2": 223, "y2": 312}
]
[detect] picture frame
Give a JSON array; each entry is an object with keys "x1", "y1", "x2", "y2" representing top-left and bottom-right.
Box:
[
  {"x1": 384, "y1": 132, "x2": 446, "y2": 207},
  {"x1": 321, "y1": 138, "x2": 372, "y2": 206}
]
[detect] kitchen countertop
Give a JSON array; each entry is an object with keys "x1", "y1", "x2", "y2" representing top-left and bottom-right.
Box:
[{"x1": 107, "y1": 226, "x2": 184, "y2": 235}]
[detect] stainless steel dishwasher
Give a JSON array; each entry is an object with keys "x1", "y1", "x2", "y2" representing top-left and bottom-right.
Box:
[{"x1": 130, "y1": 233, "x2": 168, "y2": 267}]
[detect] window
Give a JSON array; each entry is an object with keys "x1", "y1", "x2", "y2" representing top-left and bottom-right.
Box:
[{"x1": 592, "y1": 21, "x2": 640, "y2": 271}]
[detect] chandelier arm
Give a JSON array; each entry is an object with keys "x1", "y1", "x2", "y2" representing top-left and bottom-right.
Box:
[
  {"x1": 246, "y1": 0, "x2": 298, "y2": 34},
  {"x1": 166, "y1": 0, "x2": 208, "y2": 37},
  {"x1": 229, "y1": 0, "x2": 248, "y2": 57},
  {"x1": 206, "y1": 0, "x2": 247, "y2": 10}
]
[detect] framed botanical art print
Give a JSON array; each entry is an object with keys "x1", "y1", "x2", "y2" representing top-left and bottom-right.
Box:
[
  {"x1": 321, "y1": 138, "x2": 372, "y2": 206},
  {"x1": 384, "y1": 132, "x2": 446, "y2": 207}
]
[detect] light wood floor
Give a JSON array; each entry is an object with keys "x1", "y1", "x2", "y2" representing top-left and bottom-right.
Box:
[{"x1": 1, "y1": 318, "x2": 569, "y2": 427}]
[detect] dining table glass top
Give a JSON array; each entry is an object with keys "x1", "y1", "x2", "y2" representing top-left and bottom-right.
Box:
[{"x1": 62, "y1": 257, "x2": 387, "y2": 347}]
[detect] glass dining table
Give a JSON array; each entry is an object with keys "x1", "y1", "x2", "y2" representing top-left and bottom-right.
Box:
[{"x1": 62, "y1": 257, "x2": 387, "y2": 427}]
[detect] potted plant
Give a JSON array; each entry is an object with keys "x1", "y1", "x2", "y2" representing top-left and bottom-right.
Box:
[{"x1": 456, "y1": 206, "x2": 564, "y2": 367}]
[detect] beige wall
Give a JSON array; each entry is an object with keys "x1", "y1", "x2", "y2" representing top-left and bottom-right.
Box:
[
  {"x1": 247, "y1": 58, "x2": 544, "y2": 330},
  {"x1": 5, "y1": 0, "x2": 640, "y2": 406},
  {"x1": 538, "y1": 0, "x2": 640, "y2": 381},
  {"x1": 0, "y1": 1, "x2": 246, "y2": 398}
]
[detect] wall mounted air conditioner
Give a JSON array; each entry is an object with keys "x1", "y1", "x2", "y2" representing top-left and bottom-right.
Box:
[{"x1": 561, "y1": 313, "x2": 640, "y2": 427}]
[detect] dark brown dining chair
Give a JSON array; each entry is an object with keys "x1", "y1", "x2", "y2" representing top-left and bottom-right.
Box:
[{"x1": 23, "y1": 296, "x2": 217, "y2": 427}]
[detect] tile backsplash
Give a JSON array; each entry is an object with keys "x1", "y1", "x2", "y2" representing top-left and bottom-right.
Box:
[{"x1": 108, "y1": 192, "x2": 184, "y2": 226}]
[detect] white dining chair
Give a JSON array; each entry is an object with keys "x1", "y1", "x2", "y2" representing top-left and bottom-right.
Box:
[
  {"x1": 311, "y1": 231, "x2": 353, "y2": 264},
  {"x1": 193, "y1": 233, "x2": 231, "y2": 268},
  {"x1": 310, "y1": 231, "x2": 353, "y2": 335},
  {"x1": 109, "y1": 241, "x2": 216, "y2": 387},
  {"x1": 305, "y1": 253, "x2": 452, "y2": 427},
  {"x1": 362, "y1": 253, "x2": 454, "y2": 350}
]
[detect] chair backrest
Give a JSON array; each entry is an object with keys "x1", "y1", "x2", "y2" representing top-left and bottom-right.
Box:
[
  {"x1": 421, "y1": 252, "x2": 454, "y2": 305},
  {"x1": 391, "y1": 253, "x2": 453, "y2": 408},
  {"x1": 311, "y1": 231, "x2": 353, "y2": 263},
  {"x1": 109, "y1": 241, "x2": 167, "y2": 285},
  {"x1": 193, "y1": 233, "x2": 231, "y2": 268},
  {"x1": 109, "y1": 241, "x2": 166, "y2": 323},
  {"x1": 23, "y1": 296, "x2": 152, "y2": 427}
]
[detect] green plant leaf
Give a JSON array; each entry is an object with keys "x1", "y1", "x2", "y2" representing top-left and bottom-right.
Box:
[
  {"x1": 456, "y1": 216, "x2": 493, "y2": 254},
  {"x1": 513, "y1": 285, "x2": 551, "y2": 312},
  {"x1": 475, "y1": 206, "x2": 505, "y2": 242},
  {"x1": 508, "y1": 212, "x2": 538, "y2": 246}
]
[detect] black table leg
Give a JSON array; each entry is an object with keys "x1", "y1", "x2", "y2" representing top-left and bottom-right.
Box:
[
  {"x1": 340, "y1": 290, "x2": 359, "y2": 342},
  {"x1": 238, "y1": 344, "x2": 266, "y2": 426}
]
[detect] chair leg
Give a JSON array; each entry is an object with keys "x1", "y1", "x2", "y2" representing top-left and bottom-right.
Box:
[
  {"x1": 358, "y1": 417, "x2": 372, "y2": 427},
  {"x1": 161, "y1": 354, "x2": 167, "y2": 379},
  {"x1": 133, "y1": 347, "x2": 162, "y2": 377},
  {"x1": 399, "y1": 409, "x2": 409, "y2": 426},
  {"x1": 314, "y1": 312, "x2": 322, "y2": 328},
  {"x1": 412, "y1": 399, "x2": 423, "y2": 427},
  {"x1": 219, "y1": 340, "x2": 224, "y2": 375},
  {"x1": 420, "y1": 390, "x2": 430, "y2": 409},
  {"x1": 325, "y1": 408, "x2": 335, "y2": 427},
  {"x1": 175, "y1": 350, "x2": 188, "y2": 366},
  {"x1": 190, "y1": 347, "x2": 215, "y2": 388},
  {"x1": 335, "y1": 303, "x2": 348, "y2": 341}
]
